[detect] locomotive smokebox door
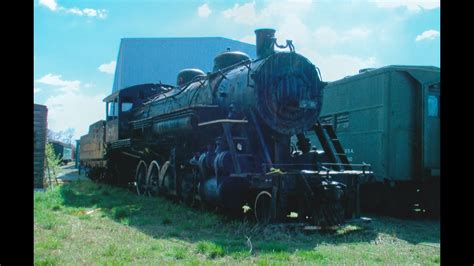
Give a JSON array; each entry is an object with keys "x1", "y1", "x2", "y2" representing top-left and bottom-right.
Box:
[{"x1": 254, "y1": 52, "x2": 324, "y2": 135}]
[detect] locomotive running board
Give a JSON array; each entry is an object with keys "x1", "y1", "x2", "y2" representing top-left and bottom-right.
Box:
[{"x1": 197, "y1": 119, "x2": 248, "y2": 127}]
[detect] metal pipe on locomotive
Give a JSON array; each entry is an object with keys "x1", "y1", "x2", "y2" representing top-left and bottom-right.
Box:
[{"x1": 80, "y1": 28, "x2": 373, "y2": 227}]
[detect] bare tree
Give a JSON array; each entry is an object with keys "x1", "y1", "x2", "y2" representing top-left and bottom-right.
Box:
[
  {"x1": 47, "y1": 128, "x2": 75, "y2": 145},
  {"x1": 63, "y1": 128, "x2": 75, "y2": 144},
  {"x1": 47, "y1": 129, "x2": 59, "y2": 142}
]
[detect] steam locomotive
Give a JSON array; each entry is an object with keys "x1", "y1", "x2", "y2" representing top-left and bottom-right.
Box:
[{"x1": 80, "y1": 29, "x2": 373, "y2": 227}]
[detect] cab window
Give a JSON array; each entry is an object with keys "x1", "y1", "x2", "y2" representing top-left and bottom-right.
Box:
[
  {"x1": 107, "y1": 99, "x2": 119, "y2": 120},
  {"x1": 122, "y1": 102, "x2": 133, "y2": 112},
  {"x1": 121, "y1": 97, "x2": 133, "y2": 112}
]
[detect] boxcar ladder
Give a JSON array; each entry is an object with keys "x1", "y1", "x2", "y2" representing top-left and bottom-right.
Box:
[{"x1": 313, "y1": 122, "x2": 352, "y2": 171}]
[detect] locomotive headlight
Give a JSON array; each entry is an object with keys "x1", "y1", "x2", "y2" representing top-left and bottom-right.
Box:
[{"x1": 236, "y1": 143, "x2": 243, "y2": 151}]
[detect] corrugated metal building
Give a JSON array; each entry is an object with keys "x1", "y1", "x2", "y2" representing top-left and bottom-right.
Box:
[
  {"x1": 112, "y1": 37, "x2": 256, "y2": 92},
  {"x1": 34, "y1": 104, "x2": 48, "y2": 188}
]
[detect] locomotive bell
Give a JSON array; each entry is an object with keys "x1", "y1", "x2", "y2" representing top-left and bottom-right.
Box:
[{"x1": 176, "y1": 68, "x2": 205, "y2": 86}]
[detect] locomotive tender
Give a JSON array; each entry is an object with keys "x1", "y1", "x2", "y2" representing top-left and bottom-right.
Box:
[{"x1": 80, "y1": 29, "x2": 373, "y2": 226}]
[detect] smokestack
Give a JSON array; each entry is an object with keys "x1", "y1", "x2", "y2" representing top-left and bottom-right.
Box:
[{"x1": 255, "y1": 28, "x2": 275, "y2": 59}]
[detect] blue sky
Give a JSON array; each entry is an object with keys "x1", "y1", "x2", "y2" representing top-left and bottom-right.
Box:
[{"x1": 34, "y1": 0, "x2": 440, "y2": 140}]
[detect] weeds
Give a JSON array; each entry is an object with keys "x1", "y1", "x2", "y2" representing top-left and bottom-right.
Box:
[{"x1": 34, "y1": 179, "x2": 440, "y2": 265}]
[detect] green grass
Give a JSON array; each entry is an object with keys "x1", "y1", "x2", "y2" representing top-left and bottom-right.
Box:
[{"x1": 34, "y1": 179, "x2": 440, "y2": 265}]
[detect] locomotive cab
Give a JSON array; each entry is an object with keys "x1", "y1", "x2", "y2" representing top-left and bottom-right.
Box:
[{"x1": 103, "y1": 83, "x2": 174, "y2": 142}]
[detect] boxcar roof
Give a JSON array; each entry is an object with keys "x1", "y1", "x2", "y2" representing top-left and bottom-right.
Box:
[
  {"x1": 48, "y1": 140, "x2": 74, "y2": 148},
  {"x1": 327, "y1": 65, "x2": 440, "y2": 88}
]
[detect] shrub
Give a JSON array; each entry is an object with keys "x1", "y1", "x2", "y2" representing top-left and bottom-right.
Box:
[{"x1": 44, "y1": 143, "x2": 62, "y2": 187}]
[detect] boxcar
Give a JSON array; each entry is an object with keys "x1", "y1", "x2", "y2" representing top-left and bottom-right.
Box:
[
  {"x1": 50, "y1": 140, "x2": 74, "y2": 165},
  {"x1": 305, "y1": 65, "x2": 440, "y2": 216}
]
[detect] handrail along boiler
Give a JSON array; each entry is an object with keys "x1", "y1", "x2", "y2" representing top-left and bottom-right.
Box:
[{"x1": 80, "y1": 28, "x2": 373, "y2": 227}]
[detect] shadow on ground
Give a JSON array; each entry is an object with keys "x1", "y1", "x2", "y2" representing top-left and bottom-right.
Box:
[{"x1": 56, "y1": 172, "x2": 439, "y2": 256}]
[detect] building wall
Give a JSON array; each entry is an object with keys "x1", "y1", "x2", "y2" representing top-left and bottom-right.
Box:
[
  {"x1": 34, "y1": 104, "x2": 48, "y2": 188},
  {"x1": 112, "y1": 37, "x2": 256, "y2": 92}
]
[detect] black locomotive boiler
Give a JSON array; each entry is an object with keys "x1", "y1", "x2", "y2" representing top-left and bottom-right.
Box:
[{"x1": 80, "y1": 29, "x2": 373, "y2": 227}]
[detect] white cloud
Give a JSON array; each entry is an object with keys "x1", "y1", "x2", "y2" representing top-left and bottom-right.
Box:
[
  {"x1": 268, "y1": 18, "x2": 377, "y2": 81},
  {"x1": 198, "y1": 3, "x2": 212, "y2": 18},
  {"x1": 314, "y1": 54, "x2": 378, "y2": 81},
  {"x1": 346, "y1": 27, "x2": 371, "y2": 39},
  {"x1": 373, "y1": 0, "x2": 440, "y2": 12},
  {"x1": 36, "y1": 73, "x2": 81, "y2": 92},
  {"x1": 313, "y1": 26, "x2": 371, "y2": 47},
  {"x1": 83, "y1": 8, "x2": 107, "y2": 18},
  {"x1": 274, "y1": 22, "x2": 377, "y2": 81},
  {"x1": 222, "y1": 2, "x2": 258, "y2": 25},
  {"x1": 37, "y1": 72, "x2": 106, "y2": 140},
  {"x1": 39, "y1": 0, "x2": 57, "y2": 11},
  {"x1": 83, "y1": 8, "x2": 98, "y2": 17},
  {"x1": 313, "y1": 27, "x2": 340, "y2": 46},
  {"x1": 222, "y1": 0, "x2": 313, "y2": 26},
  {"x1": 288, "y1": 0, "x2": 312, "y2": 3},
  {"x1": 274, "y1": 15, "x2": 312, "y2": 50},
  {"x1": 65, "y1": 7, "x2": 107, "y2": 18},
  {"x1": 38, "y1": 0, "x2": 108, "y2": 19},
  {"x1": 96, "y1": 10, "x2": 108, "y2": 19},
  {"x1": 238, "y1": 35, "x2": 255, "y2": 44},
  {"x1": 226, "y1": 1, "x2": 376, "y2": 81},
  {"x1": 66, "y1": 8, "x2": 83, "y2": 15},
  {"x1": 98, "y1": 61, "x2": 116, "y2": 74},
  {"x1": 45, "y1": 91, "x2": 106, "y2": 140},
  {"x1": 34, "y1": 87, "x2": 42, "y2": 94},
  {"x1": 415, "y1": 29, "x2": 440, "y2": 41}
]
